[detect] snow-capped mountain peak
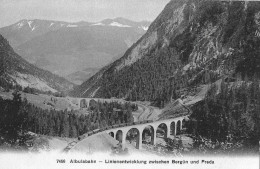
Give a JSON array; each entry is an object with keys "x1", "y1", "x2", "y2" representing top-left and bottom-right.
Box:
[
  {"x1": 9, "y1": 18, "x2": 150, "y2": 32},
  {"x1": 90, "y1": 18, "x2": 150, "y2": 31},
  {"x1": 27, "y1": 20, "x2": 33, "y2": 28},
  {"x1": 49, "y1": 23, "x2": 55, "y2": 27},
  {"x1": 140, "y1": 26, "x2": 149, "y2": 31},
  {"x1": 17, "y1": 21, "x2": 25, "y2": 29},
  {"x1": 109, "y1": 22, "x2": 131, "y2": 27},
  {"x1": 91, "y1": 22, "x2": 105, "y2": 26},
  {"x1": 12, "y1": 19, "x2": 67, "y2": 31},
  {"x1": 67, "y1": 24, "x2": 78, "y2": 28},
  {"x1": 15, "y1": 20, "x2": 37, "y2": 31}
]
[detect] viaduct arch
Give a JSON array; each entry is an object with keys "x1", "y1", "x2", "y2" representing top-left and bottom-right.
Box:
[
  {"x1": 64, "y1": 115, "x2": 189, "y2": 152},
  {"x1": 105, "y1": 116, "x2": 186, "y2": 150},
  {"x1": 64, "y1": 96, "x2": 191, "y2": 152}
]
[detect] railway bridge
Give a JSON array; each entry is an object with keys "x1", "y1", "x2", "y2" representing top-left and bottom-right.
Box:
[
  {"x1": 76, "y1": 98, "x2": 125, "y2": 109},
  {"x1": 105, "y1": 115, "x2": 187, "y2": 149},
  {"x1": 64, "y1": 98, "x2": 191, "y2": 152},
  {"x1": 64, "y1": 113, "x2": 189, "y2": 152}
]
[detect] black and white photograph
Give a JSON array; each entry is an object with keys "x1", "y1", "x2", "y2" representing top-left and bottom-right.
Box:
[{"x1": 0, "y1": 0, "x2": 259, "y2": 169}]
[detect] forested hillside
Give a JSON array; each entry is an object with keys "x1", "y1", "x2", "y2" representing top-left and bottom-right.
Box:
[
  {"x1": 0, "y1": 92, "x2": 136, "y2": 150},
  {"x1": 0, "y1": 34, "x2": 74, "y2": 93},
  {"x1": 189, "y1": 79, "x2": 260, "y2": 147},
  {"x1": 72, "y1": 0, "x2": 260, "y2": 106}
]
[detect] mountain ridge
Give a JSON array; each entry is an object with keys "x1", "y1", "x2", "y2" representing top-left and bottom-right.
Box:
[
  {"x1": 0, "y1": 18, "x2": 150, "y2": 47},
  {"x1": 0, "y1": 18, "x2": 151, "y2": 79},
  {"x1": 71, "y1": 0, "x2": 260, "y2": 106},
  {"x1": 0, "y1": 34, "x2": 75, "y2": 93}
]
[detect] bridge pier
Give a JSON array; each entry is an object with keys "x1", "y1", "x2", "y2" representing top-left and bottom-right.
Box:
[
  {"x1": 87, "y1": 100, "x2": 90, "y2": 108},
  {"x1": 78, "y1": 99, "x2": 81, "y2": 109},
  {"x1": 166, "y1": 122, "x2": 171, "y2": 138},
  {"x1": 151, "y1": 128, "x2": 156, "y2": 145},
  {"x1": 137, "y1": 130, "x2": 142, "y2": 150},
  {"x1": 121, "y1": 131, "x2": 126, "y2": 150},
  {"x1": 174, "y1": 123, "x2": 177, "y2": 137}
]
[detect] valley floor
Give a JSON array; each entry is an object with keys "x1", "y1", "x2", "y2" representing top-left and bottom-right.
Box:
[{"x1": 0, "y1": 90, "x2": 164, "y2": 120}]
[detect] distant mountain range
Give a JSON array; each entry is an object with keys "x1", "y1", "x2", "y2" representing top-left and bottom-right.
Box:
[
  {"x1": 0, "y1": 18, "x2": 150, "y2": 84},
  {"x1": 0, "y1": 34, "x2": 74, "y2": 93}
]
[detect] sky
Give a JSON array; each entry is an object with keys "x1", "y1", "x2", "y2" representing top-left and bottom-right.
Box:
[{"x1": 0, "y1": 0, "x2": 171, "y2": 28}]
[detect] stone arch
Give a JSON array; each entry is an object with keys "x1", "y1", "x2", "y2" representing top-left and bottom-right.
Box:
[
  {"x1": 126, "y1": 128, "x2": 141, "y2": 149},
  {"x1": 177, "y1": 120, "x2": 181, "y2": 135},
  {"x1": 156, "y1": 123, "x2": 168, "y2": 138},
  {"x1": 80, "y1": 99, "x2": 87, "y2": 108},
  {"x1": 89, "y1": 99, "x2": 97, "y2": 109},
  {"x1": 170, "y1": 121, "x2": 176, "y2": 136},
  {"x1": 109, "y1": 132, "x2": 114, "y2": 138},
  {"x1": 116, "y1": 130, "x2": 123, "y2": 143},
  {"x1": 182, "y1": 118, "x2": 186, "y2": 129},
  {"x1": 142, "y1": 125, "x2": 155, "y2": 145}
]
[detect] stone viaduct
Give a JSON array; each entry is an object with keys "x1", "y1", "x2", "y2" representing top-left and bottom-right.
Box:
[
  {"x1": 64, "y1": 98, "x2": 190, "y2": 152},
  {"x1": 104, "y1": 116, "x2": 187, "y2": 150},
  {"x1": 64, "y1": 115, "x2": 188, "y2": 152},
  {"x1": 76, "y1": 98, "x2": 125, "y2": 109}
]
